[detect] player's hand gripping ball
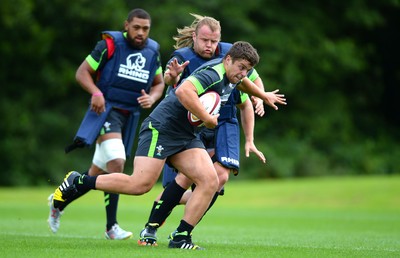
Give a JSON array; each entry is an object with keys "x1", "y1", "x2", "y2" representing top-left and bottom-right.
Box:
[{"x1": 187, "y1": 91, "x2": 221, "y2": 127}]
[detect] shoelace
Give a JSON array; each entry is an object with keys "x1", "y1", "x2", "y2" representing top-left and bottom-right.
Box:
[{"x1": 111, "y1": 225, "x2": 122, "y2": 233}]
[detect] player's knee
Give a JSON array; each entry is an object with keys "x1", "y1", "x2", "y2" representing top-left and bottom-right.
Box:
[
  {"x1": 124, "y1": 175, "x2": 155, "y2": 195},
  {"x1": 134, "y1": 182, "x2": 153, "y2": 195},
  {"x1": 210, "y1": 179, "x2": 219, "y2": 192},
  {"x1": 175, "y1": 174, "x2": 193, "y2": 189},
  {"x1": 206, "y1": 173, "x2": 219, "y2": 192},
  {"x1": 107, "y1": 158, "x2": 125, "y2": 173},
  {"x1": 195, "y1": 172, "x2": 218, "y2": 192},
  {"x1": 93, "y1": 138, "x2": 126, "y2": 172},
  {"x1": 216, "y1": 165, "x2": 230, "y2": 187},
  {"x1": 218, "y1": 172, "x2": 229, "y2": 188}
]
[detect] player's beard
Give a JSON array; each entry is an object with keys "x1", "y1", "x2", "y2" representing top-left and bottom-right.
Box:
[{"x1": 127, "y1": 36, "x2": 146, "y2": 49}]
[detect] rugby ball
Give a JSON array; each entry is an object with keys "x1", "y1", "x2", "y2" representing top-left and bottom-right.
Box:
[{"x1": 187, "y1": 91, "x2": 221, "y2": 127}]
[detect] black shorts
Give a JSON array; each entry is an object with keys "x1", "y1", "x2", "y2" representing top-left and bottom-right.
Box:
[
  {"x1": 99, "y1": 108, "x2": 129, "y2": 135},
  {"x1": 198, "y1": 128, "x2": 215, "y2": 149},
  {"x1": 135, "y1": 117, "x2": 205, "y2": 159}
]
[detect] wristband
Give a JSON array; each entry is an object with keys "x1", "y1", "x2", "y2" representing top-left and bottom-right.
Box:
[{"x1": 92, "y1": 92, "x2": 103, "y2": 97}]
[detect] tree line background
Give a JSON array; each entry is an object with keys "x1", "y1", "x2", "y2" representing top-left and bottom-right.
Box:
[{"x1": 1, "y1": 0, "x2": 399, "y2": 186}]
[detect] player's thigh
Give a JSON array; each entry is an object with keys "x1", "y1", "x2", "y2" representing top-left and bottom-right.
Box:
[
  {"x1": 130, "y1": 156, "x2": 165, "y2": 190},
  {"x1": 170, "y1": 148, "x2": 217, "y2": 184}
]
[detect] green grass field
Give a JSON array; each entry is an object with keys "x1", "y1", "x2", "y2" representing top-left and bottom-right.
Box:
[{"x1": 1, "y1": 176, "x2": 399, "y2": 257}]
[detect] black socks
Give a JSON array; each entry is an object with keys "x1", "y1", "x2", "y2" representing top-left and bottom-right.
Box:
[
  {"x1": 147, "y1": 180, "x2": 186, "y2": 227},
  {"x1": 105, "y1": 192, "x2": 119, "y2": 230},
  {"x1": 174, "y1": 220, "x2": 194, "y2": 241},
  {"x1": 74, "y1": 174, "x2": 97, "y2": 192},
  {"x1": 146, "y1": 201, "x2": 158, "y2": 227}
]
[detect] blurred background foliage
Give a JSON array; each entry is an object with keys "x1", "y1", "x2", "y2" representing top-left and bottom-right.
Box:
[{"x1": 1, "y1": 0, "x2": 399, "y2": 185}]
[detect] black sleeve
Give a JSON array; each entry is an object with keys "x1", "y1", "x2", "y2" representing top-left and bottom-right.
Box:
[{"x1": 88, "y1": 40, "x2": 108, "y2": 71}]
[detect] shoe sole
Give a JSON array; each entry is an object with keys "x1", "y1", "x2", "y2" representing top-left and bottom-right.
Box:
[
  {"x1": 168, "y1": 240, "x2": 204, "y2": 250},
  {"x1": 47, "y1": 193, "x2": 59, "y2": 234},
  {"x1": 137, "y1": 239, "x2": 158, "y2": 246},
  {"x1": 105, "y1": 233, "x2": 133, "y2": 240}
]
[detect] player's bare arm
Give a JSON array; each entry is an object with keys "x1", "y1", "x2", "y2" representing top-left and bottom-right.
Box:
[
  {"x1": 251, "y1": 77, "x2": 266, "y2": 117},
  {"x1": 175, "y1": 81, "x2": 219, "y2": 128},
  {"x1": 75, "y1": 60, "x2": 105, "y2": 114},
  {"x1": 238, "y1": 77, "x2": 287, "y2": 110},
  {"x1": 237, "y1": 99, "x2": 266, "y2": 163}
]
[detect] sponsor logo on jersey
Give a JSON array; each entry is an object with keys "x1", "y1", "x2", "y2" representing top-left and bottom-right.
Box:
[{"x1": 118, "y1": 53, "x2": 150, "y2": 83}]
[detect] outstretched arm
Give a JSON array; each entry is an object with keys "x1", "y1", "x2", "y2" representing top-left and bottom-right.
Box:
[
  {"x1": 250, "y1": 76, "x2": 266, "y2": 117},
  {"x1": 237, "y1": 77, "x2": 287, "y2": 110}
]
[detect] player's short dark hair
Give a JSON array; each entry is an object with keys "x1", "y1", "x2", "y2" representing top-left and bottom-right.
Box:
[
  {"x1": 127, "y1": 8, "x2": 151, "y2": 23},
  {"x1": 226, "y1": 41, "x2": 259, "y2": 67}
]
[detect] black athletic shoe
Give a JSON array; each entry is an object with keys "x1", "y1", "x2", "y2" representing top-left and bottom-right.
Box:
[
  {"x1": 53, "y1": 171, "x2": 81, "y2": 207},
  {"x1": 168, "y1": 231, "x2": 204, "y2": 250},
  {"x1": 138, "y1": 226, "x2": 158, "y2": 246}
]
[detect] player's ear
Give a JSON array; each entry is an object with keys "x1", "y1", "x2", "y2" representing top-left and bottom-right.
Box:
[{"x1": 225, "y1": 55, "x2": 232, "y2": 63}]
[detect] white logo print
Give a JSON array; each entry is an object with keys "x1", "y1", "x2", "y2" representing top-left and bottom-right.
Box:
[
  {"x1": 118, "y1": 53, "x2": 150, "y2": 83},
  {"x1": 103, "y1": 121, "x2": 112, "y2": 132},
  {"x1": 221, "y1": 156, "x2": 239, "y2": 166},
  {"x1": 156, "y1": 145, "x2": 164, "y2": 156},
  {"x1": 222, "y1": 83, "x2": 234, "y2": 93},
  {"x1": 220, "y1": 83, "x2": 236, "y2": 104}
]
